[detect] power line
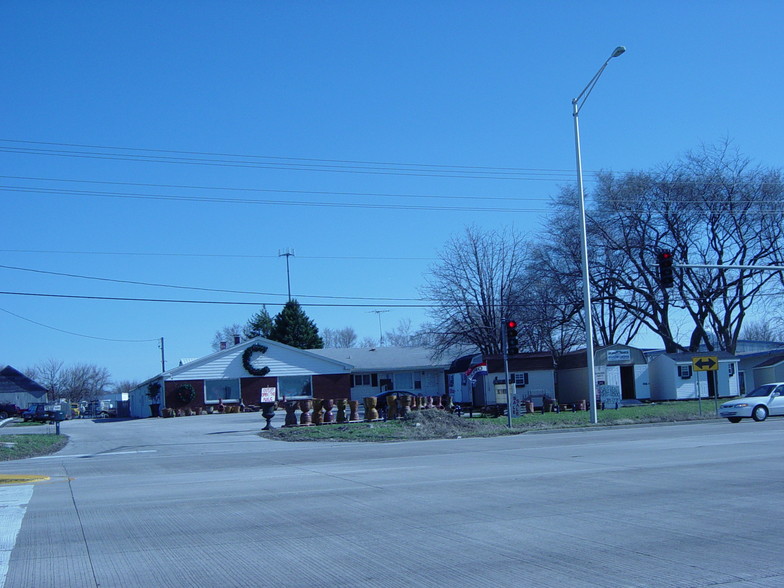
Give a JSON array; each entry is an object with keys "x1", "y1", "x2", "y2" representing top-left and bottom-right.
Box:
[
  {"x1": 0, "y1": 289, "x2": 611, "y2": 310},
  {"x1": 0, "y1": 263, "x2": 429, "y2": 302},
  {"x1": 0, "y1": 248, "x2": 435, "y2": 261},
  {"x1": 0, "y1": 306, "x2": 159, "y2": 342},
  {"x1": 0, "y1": 185, "x2": 549, "y2": 214},
  {"x1": 0, "y1": 138, "x2": 580, "y2": 177},
  {"x1": 0, "y1": 291, "x2": 432, "y2": 308},
  {"x1": 0, "y1": 145, "x2": 575, "y2": 182},
  {"x1": 0, "y1": 174, "x2": 554, "y2": 203}
]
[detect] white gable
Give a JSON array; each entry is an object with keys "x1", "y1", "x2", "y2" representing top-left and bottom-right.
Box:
[{"x1": 167, "y1": 338, "x2": 352, "y2": 381}]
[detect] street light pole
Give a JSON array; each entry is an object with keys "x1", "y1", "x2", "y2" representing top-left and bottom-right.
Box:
[{"x1": 572, "y1": 46, "x2": 625, "y2": 425}]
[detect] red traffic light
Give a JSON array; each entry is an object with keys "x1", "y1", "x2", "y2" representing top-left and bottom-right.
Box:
[
  {"x1": 507, "y1": 320, "x2": 517, "y2": 329},
  {"x1": 661, "y1": 252, "x2": 672, "y2": 260}
]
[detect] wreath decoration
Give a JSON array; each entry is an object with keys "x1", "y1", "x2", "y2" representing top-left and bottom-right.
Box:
[
  {"x1": 242, "y1": 344, "x2": 270, "y2": 376},
  {"x1": 175, "y1": 384, "x2": 196, "y2": 404}
]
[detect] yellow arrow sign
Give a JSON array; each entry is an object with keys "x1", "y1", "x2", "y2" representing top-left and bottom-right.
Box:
[{"x1": 692, "y1": 356, "x2": 718, "y2": 371}]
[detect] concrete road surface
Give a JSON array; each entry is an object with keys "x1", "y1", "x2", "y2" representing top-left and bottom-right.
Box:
[{"x1": 1, "y1": 413, "x2": 782, "y2": 587}]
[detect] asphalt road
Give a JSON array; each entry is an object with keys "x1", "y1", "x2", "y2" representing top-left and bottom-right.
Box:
[{"x1": 1, "y1": 413, "x2": 782, "y2": 588}]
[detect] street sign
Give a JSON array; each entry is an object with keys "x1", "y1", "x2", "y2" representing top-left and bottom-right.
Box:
[{"x1": 692, "y1": 356, "x2": 718, "y2": 371}]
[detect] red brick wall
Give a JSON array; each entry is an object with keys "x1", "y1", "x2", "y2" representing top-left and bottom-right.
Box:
[
  {"x1": 240, "y1": 376, "x2": 278, "y2": 404},
  {"x1": 313, "y1": 373, "x2": 352, "y2": 401},
  {"x1": 165, "y1": 379, "x2": 203, "y2": 410}
]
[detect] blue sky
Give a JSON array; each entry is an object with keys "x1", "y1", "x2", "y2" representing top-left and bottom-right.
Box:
[{"x1": 1, "y1": 1, "x2": 782, "y2": 385}]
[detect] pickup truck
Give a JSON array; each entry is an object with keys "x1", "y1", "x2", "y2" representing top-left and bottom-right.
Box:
[
  {"x1": 0, "y1": 403, "x2": 22, "y2": 419},
  {"x1": 22, "y1": 402, "x2": 68, "y2": 423}
]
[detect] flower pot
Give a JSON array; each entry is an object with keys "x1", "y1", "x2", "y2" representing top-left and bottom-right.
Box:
[{"x1": 149, "y1": 403, "x2": 160, "y2": 418}]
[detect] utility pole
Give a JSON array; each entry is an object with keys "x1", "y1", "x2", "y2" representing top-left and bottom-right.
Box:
[
  {"x1": 159, "y1": 337, "x2": 166, "y2": 373},
  {"x1": 278, "y1": 249, "x2": 295, "y2": 301},
  {"x1": 369, "y1": 310, "x2": 389, "y2": 346}
]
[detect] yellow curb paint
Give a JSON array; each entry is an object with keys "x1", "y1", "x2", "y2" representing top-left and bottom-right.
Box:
[{"x1": 0, "y1": 475, "x2": 50, "y2": 485}]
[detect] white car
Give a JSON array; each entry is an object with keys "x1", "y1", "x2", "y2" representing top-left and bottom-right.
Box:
[{"x1": 719, "y1": 383, "x2": 784, "y2": 423}]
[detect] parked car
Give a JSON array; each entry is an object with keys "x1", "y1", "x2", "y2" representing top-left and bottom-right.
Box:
[
  {"x1": 21, "y1": 402, "x2": 67, "y2": 423},
  {"x1": 719, "y1": 383, "x2": 784, "y2": 423},
  {"x1": 0, "y1": 403, "x2": 22, "y2": 419}
]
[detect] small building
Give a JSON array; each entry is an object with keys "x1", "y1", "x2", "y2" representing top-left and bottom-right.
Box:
[
  {"x1": 309, "y1": 346, "x2": 449, "y2": 403},
  {"x1": 731, "y1": 349, "x2": 784, "y2": 394},
  {"x1": 0, "y1": 365, "x2": 48, "y2": 408},
  {"x1": 749, "y1": 354, "x2": 784, "y2": 390},
  {"x1": 556, "y1": 345, "x2": 650, "y2": 406},
  {"x1": 128, "y1": 337, "x2": 353, "y2": 418},
  {"x1": 647, "y1": 351, "x2": 739, "y2": 401},
  {"x1": 446, "y1": 352, "x2": 556, "y2": 408}
]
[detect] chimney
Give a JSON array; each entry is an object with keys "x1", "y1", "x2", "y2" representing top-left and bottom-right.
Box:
[
  {"x1": 233, "y1": 334, "x2": 241, "y2": 345},
  {"x1": 220, "y1": 341, "x2": 227, "y2": 350}
]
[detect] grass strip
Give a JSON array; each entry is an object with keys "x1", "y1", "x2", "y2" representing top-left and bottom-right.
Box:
[{"x1": 0, "y1": 434, "x2": 69, "y2": 461}]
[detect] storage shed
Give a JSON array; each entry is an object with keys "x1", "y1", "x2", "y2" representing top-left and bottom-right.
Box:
[
  {"x1": 556, "y1": 345, "x2": 650, "y2": 406},
  {"x1": 647, "y1": 351, "x2": 739, "y2": 401}
]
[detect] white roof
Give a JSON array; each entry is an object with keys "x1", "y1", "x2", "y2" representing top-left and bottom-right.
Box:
[{"x1": 308, "y1": 347, "x2": 449, "y2": 372}]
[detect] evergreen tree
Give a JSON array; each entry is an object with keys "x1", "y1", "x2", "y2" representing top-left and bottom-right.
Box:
[
  {"x1": 244, "y1": 306, "x2": 274, "y2": 340},
  {"x1": 268, "y1": 299, "x2": 324, "y2": 349}
]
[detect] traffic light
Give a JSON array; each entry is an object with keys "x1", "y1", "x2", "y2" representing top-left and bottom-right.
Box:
[
  {"x1": 505, "y1": 319, "x2": 519, "y2": 355},
  {"x1": 658, "y1": 250, "x2": 674, "y2": 288}
]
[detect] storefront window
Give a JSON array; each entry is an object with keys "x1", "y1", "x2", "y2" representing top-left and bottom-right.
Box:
[
  {"x1": 205, "y1": 379, "x2": 240, "y2": 403},
  {"x1": 279, "y1": 375, "x2": 312, "y2": 398}
]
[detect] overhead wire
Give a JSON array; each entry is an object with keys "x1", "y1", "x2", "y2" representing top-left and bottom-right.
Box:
[
  {"x1": 0, "y1": 306, "x2": 159, "y2": 342},
  {"x1": 0, "y1": 263, "x2": 430, "y2": 302}
]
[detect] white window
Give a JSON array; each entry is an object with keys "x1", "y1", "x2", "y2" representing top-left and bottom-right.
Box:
[
  {"x1": 279, "y1": 376, "x2": 312, "y2": 398},
  {"x1": 205, "y1": 379, "x2": 240, "y2": 403}
]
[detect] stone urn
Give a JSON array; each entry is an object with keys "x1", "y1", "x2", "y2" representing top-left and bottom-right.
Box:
[
  {"x1": 299, "y1": 399, "x2": 312, "y2": 425},
  {"x1": 363, "y1": 396, "x2": 379, "y2": 421},
  {"x1": 260, "y1": 402, "x2": 277, "y2": 430},
  {"x1": 323, "y1": 398, "x2": 334, "y2": 423},
  {"x1": 425, "y1": 396, "x2": 434, "y2": 409},
  {"x1": 312, "y1": 399, "x2": 324, "y2": 425},
  {"x1": 386, "y1": 394, "x2": 398, "y2": 420},
  {"x1": 399, "y1": 394, "x2": 412, "y2": 416},
  {"x1": 335, "y1": 398, "x2": 347, "y2": 423},
  {"x1": 284, "y1": 401, "x2": 299, "y2": 427},
  {"x1": 349, "y1": 400, "x2": 360, "y2": 421}
]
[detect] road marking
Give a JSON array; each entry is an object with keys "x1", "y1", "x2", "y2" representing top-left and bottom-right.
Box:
[
  {"x1": 32, "y1": 449, "x2": 157, "y2": 460},
  {"x1": 0, "y1": 484, "x2": 34, "y2": 587},
  {"x1": 0, "y1": 475, "x2": 49, "y2": 486}
]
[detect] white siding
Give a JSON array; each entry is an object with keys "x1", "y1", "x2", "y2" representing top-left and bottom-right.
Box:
[
  {"x1": 170, "y1": 343, "x2": 350, "y2": 381},
  {"x1": 634, "y1": 364, "x2": 650, "y2": 399}
]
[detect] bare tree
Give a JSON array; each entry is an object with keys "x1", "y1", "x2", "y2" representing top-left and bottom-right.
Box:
[
  {"x1": 421, "y1": 226, "x2": 528, "y2": 355},
  {"x1": 322, "y1": 327, "x2": 358, "y2": 348},
  {"x1": 581, "y1": 142, "x2": 784, "y2": 353},
  {"x1": 211, "y1": 323, "x2": 246, "y2": 351},
  {"x1": 740, "y1": 319, "x2": 784, "y2": 343},
  {"x1": 60, "y1": 364, "x2": 112, "y2": 403},
  {"x1": 25, "y1": 358, "x2": 65, "y2": 401},
  {"x1": 358, "y1": 336, "x2": 378, "y2": 348},
  {"x1": 113, "y1": 380, "x2": 140, "y2": 396}
]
